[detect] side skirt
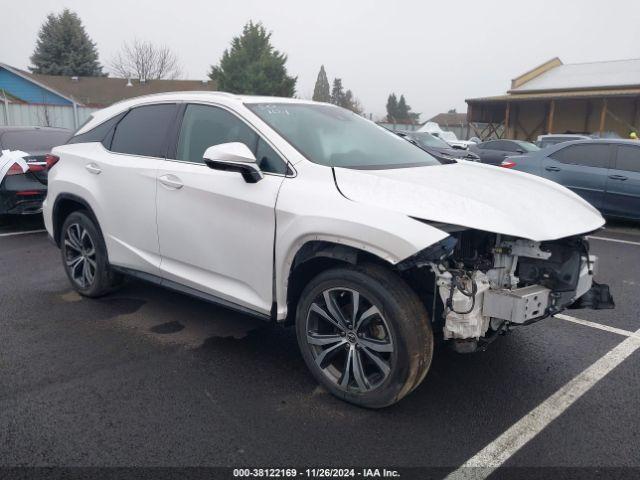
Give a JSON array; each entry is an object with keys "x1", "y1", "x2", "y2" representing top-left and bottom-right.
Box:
[{"x1": 111, "y1": 266, "x2": 272, "y2": 322}]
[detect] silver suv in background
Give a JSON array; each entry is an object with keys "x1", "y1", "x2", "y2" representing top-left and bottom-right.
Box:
[{"x1": 536, "y1": 134, "x2": 591, "y2": 149}]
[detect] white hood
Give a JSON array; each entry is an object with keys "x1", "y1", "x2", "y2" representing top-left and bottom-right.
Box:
[{"x1": 334, "y1": 161, "x2": 605, "y2": 242}]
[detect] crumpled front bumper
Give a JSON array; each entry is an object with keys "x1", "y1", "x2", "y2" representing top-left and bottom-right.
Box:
[{"x1": 482, "y1": 255, "x2": 614, "y2": 326}]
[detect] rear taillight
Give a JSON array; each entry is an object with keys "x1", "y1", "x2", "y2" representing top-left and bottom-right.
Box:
[
  {"x1": 6, "y1": 163, "x2": 25, "y2": 176},
  {"x1": 27, "y1": 163, "x2": 46, "y2": 172},
  {"x1": 500, "y1": 159, "x2": 517, "y2": 169},
  {"x1": 45, "y1": 154, "x2": 60, "y2": 170},
  {"x1": 16, "y1": 190, "x2": 43, "y2": 196}
]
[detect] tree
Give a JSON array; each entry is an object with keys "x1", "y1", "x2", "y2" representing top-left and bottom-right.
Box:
[
  {"x1": 209, "y1": 21, "x2": 296, "y2": 96},
  {"x1": 330, "y1": 78, "x2": 345, "y2": 106},
  {"x1": 30, "y1": 9, "x2": 104, "y2": 76},
  {"x1": 312, "y1": 65, "x2": 331, "y2": 102},
  {"x1": 329, "y1": 78, "x2": 362, "y2": 113},
  {"x1": 397, "y1": 95, "x2": 410, "y2": 120},
  {"x1": 343, "y1": 90, "x2": 363, "y2": 114},
  {"x1": 386, "y1": 93, "x2": 398, "y2": 122},
  {"x1": 448, "y1": 108, "x2": 457, "y2": 114},
  {"x1": 387, "y1": 93, "x2": 419, "y2": 124},
  {"x1": 110, "y1": 39, "x2": 182, "y2": 80}
]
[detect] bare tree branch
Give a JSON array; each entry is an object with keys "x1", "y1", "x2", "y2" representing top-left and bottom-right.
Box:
[{"x1": 110, "y1": 39, "x2": 182, "y2": 80}]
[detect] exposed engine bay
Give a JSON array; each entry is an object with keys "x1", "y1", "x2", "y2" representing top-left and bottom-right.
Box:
[{"x1": 399, "y1": 229, "x2": 615, "y2": 353}]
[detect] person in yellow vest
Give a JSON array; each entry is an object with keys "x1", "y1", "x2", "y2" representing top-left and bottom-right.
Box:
[{"x1": 630, "y1": 131, "x2": 638, "y2": 140}]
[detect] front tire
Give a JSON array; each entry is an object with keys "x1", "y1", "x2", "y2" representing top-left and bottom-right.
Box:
[
  {"x1": 295, "y1": 263, "x2": 433, "y2": 408},
  {"x1": 60, "y1": 210, "x2": 121, "y2": 297}
]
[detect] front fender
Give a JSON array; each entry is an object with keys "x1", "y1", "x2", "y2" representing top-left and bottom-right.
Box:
[{"x1": 274, "y1": 163, "x2": 449, "y2": 320}]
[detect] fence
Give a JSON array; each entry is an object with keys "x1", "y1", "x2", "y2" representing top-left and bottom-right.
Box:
[
  {"x1": 377, "y1": 122, "x2": 422, "y2": 132},
  {"x1": 0, "y1": 103, "x2": 99, "y2": 131}
]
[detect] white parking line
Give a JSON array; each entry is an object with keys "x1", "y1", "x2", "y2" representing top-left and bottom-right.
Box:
[
  {"x1": 0, "y1": 229, "x2": 46, "y2": 237},
  {"x1": 446, "y1": 322, "x2": 640, "y2": 480},
  {"x1": 588, "y1": 235, "x2": 640, "y2": 247},
  {"x1": 555, "y1": 313, "x2": 640, "y2": 339}
]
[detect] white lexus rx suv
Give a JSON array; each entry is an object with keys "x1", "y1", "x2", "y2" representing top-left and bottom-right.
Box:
[{"x1": 43, "y1": 92, "x2": 614, "y2": 407}]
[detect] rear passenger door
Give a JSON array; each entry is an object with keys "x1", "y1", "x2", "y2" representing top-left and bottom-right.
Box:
[
  {"x1": 542, "y1": 143, "x2": 612, "y2": 210},
  {"x1": 602, "y1": 144, "x2": 640, "y2": 219},
  {"x1": 92, "y1": 103, "x2": 178, "y2": 275}
]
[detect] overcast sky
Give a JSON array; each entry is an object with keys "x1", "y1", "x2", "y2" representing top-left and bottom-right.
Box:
[{"x1": 3, "y1": 0, "x2": 640, "y2": 120}]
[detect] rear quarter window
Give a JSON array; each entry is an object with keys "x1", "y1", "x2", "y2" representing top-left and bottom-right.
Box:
[{"x1": 67, "y1": 112, "x2": 126, "y2": 146}]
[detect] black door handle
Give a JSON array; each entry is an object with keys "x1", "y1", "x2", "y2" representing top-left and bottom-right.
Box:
[
  {"x1": 545, "y1": 166, "x2": 561, "y2": 172},
  {"x1": 608, "y1": 174, "x2": 628, "y2": 181}
]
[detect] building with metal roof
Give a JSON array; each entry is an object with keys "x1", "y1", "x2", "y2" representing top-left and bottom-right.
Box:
[{"x1": 466, "y1": 57, "x2": 640, "y2": 141}]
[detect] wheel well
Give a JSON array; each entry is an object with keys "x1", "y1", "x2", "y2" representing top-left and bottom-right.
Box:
[
  {"x1": 285, "y1": 241, "x2": 437, "y2": 325},
  {"x1": 285, "y1": 241, "x2": 389, "y2": 324},
  {"x1": 52, "y1": 195, "x2": 99, "y2": 247}
]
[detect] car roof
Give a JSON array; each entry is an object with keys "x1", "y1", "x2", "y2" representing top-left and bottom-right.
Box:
[
  {"x1": 558, "y1": 138, "x2": 638, "y2": 146},
  {"x1": 0, "y1": 126, "x2": 70, "y2": 133},
  {"x1": 75, "y1": 91, "x2": 327, "y2": 136},
  {"x1": 538, "y1": 134, "x2": 589, "y2": 138}
]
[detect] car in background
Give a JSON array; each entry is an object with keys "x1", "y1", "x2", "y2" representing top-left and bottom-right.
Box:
[
  {"x1": 417, "y1": 122, "x2": 476, "y2": 150},
  {"x1": 470, "y1": 139, "x2": 540, "y2": 165},
  {"x1": 536, "y1": 134, "x2": 591, "y2": 149},
  {"x1": 396, "y1": 131, "x2": 480, "y2": 161},
  {"x1": 0, "y1": 126, "x2": 70, "y2": 215},
  {"x1": 502, "y1": 139, "x2": 640, "y2": 220}
]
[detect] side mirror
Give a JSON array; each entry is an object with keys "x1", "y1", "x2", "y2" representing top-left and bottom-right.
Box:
[
  {"x1": 203, "y1": 142, "x2": 263, "y2": 183},
  {"x1": 516, "y1": 149, "x2": 525, "y2": 154}
]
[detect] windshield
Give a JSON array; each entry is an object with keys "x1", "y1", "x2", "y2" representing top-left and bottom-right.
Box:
[
  {"x1": 408, "y1": 132, "x2": 450, "y2": 149},
  {"x1": 246, "y1": 103, "x2": 443, "y2": 169},
  {"x1": 514, "y1": 140, "x2": 540, "y2": 152}
]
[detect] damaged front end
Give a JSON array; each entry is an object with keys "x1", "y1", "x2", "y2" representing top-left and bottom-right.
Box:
[{"x1": 399, "y1": 229, "x2": 614, "y2": 353}]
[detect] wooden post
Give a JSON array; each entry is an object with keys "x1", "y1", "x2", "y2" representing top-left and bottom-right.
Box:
[
  {"x1": 547, "y1": 99, "x2": 555, "y2": 134},
  {"x1": 599, "y1": 99, "x2": 608, "y2": 134},
  {"x1": 504, "y1": 102, "x2": 511, "y2": 139},
  {"x1": 513, "y1": 104, "x2": 519, "y2": 139},
  {"x1": 584, "y1": 100, "x2": 592, "y2": 133},
  {"x1": 632, "y1": 97, "x2": 639, "y2": 133}
]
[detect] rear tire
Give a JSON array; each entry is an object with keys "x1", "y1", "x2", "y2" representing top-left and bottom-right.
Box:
[
  {"x1": 295, "y1": 263, "x2": 433, "y2": 408},
  {"x1": 60, "y1": 210, "x2": 121, "y2": 297}
]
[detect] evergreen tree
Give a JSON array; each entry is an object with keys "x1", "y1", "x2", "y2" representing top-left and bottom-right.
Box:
[
  {"x1": 312, "y1": 65, "x2": 331, "y2": 102},
  {"x1": 343, "y1": 90, "x2": 363, "y2": 114},
  {"x1": 209, "y1": 21, "x2": 296, "y2": 96},
  {"x1": 388, "y1": 94, "x2": 419, "y2": 123},
  {"x1": 30, "y1": 9, "x2": 104, "y2": 76},
  {"x1": 330, "y1": 78, "x2": 345, "y2": 106},
  {"x1": 397, "y1": 95, "x2": 410, "y2": 120},
  {"x1": 386, "y1": 93, "x2": 398, "y2": 122}
]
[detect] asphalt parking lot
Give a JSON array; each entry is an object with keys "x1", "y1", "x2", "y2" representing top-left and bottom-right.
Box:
[{"x1": 1, "y1": 215, "x2": 639, "y2": 478}]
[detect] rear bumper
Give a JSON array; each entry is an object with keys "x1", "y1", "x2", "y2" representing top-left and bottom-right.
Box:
[{"x1": 0, "y1": 174, "x2": 47, "y2": 215}]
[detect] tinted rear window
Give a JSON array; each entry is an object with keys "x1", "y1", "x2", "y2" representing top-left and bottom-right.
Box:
[
  {"x1": 550, "y1": 144, "x2": 609, "y2": 168},
  {"x1": 1, "y1": 130, "x2": 70, "y2": 152},
  {"x1": 111, "y1": 104, "x2": 177, "y2": 157}
]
